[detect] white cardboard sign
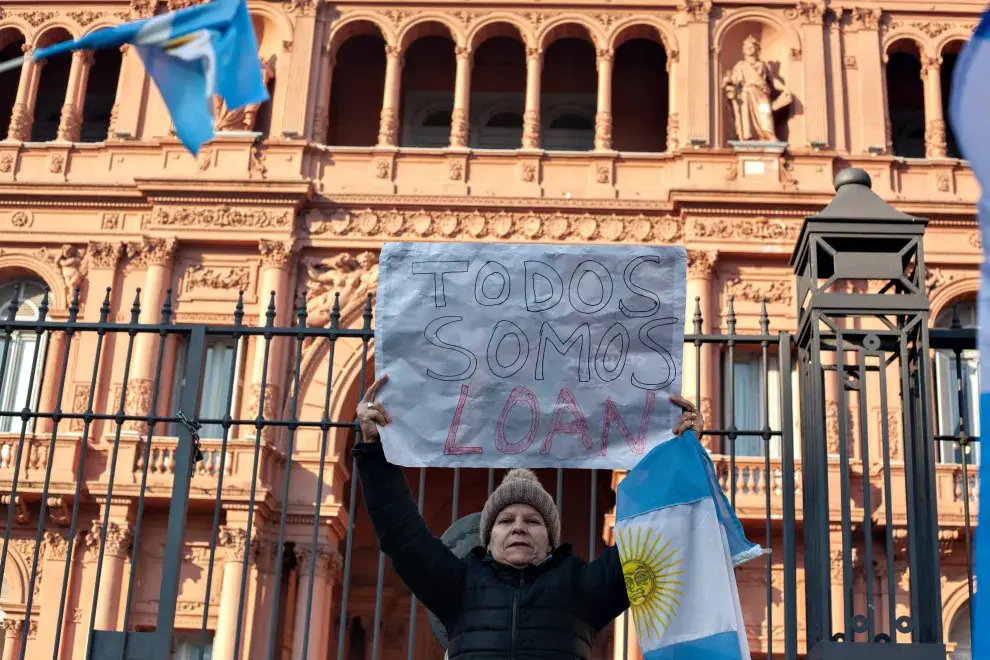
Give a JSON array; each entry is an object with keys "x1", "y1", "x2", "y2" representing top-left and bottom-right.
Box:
[{"x1": 374, "y1": 242, "x2": 686, "y2": 469}]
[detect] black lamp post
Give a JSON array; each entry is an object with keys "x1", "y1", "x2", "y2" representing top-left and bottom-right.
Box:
[{"x1": 790, "y1": 168, "x2": 945, "y2": 659}]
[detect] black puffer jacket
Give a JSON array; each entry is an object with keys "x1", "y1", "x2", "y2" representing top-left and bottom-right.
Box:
[{"x1": 354, "y1": 442, "x2": 629, "y2": 660}]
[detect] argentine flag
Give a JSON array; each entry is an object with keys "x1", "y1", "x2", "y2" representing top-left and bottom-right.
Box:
[
  {"x1": 615, "y1": 430, "x2": 762, "y2": 659},
  {"x1": 948, "y1": 9, "x2": 990, "y2": 659},
  {"x1": 25, "y1": 0, "x2": 267, "y2": 155}
]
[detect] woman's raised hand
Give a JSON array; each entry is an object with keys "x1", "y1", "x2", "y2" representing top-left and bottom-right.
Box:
[
  {"x1": 670, "y1": 395, "x2": 706, "y2": 437},
  {"x1": 356, "y1": 374, "x2": 392, "y2": 443}
]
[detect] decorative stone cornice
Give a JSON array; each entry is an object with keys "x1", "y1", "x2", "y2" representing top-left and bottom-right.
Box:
[
  {"x1": 689, "y1": 217, "x2": 799, "y2": 243},
  {"x1": 148, "y1": 206, "x2": 293, "y2": 229},
  {"x1": 723, "y1": 278, "x2": 793, "y2": 305},
  {"x1": 308, "y1": 208, "x2": 685, "y2": 244}
]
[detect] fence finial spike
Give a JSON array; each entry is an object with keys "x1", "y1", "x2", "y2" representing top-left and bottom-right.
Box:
[
  {"x1": 38, "y1": 287, "x2": 50, "y2": 322},
  {"x1": 234, "y1": 291, "x2": 245, "y2": 327},
  {"x1": 99, "y1": 288, "x2": 112, "y2": 323},
  {"x1": 362, "y1": 293, "x2": 373, "y2": 330},
  {"x1": 760, "y1": 299, "x2": 769, "y2": 334},
  {"x1": 3, "y1": 284, "x2": 20, "y2": 322},
  {"x1": 727, "y1": 296, "x2": 737, "y2": 334},
  {"x1": 265, "y1": 291, "x2": 277, "y2": 326},
  {"x1": 161, "y1": 288, "x2": 174, "y2": 324},
  {"x1": 129, "y1": 288, "x2": 142, "y2": 324},
  {"x1": 330, "y1": 292, "x2": 341, "y2": 329},
  {"x1": 693, "y1": 295, "x2": 703, "y2": 334},
  {"x1": 296, "y1": 290, "x2": 308, "y2": 326},
  {"x1": 68, "y1": 287, "x2": 82, "y2": 322}
]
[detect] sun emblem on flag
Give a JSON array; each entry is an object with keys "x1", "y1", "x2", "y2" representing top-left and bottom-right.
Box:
[{"x1": 617, "y1": 526, "x2": 684, "y2": 642}]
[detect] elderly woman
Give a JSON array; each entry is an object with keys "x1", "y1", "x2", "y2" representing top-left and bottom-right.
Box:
[{"x1": 354, "y1": 374, "x2": 704, "y2": 660}]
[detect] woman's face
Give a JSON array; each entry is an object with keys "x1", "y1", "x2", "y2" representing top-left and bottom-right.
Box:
[{"x1": 489, "y1": 503, "x2": 550, "y2": 568}]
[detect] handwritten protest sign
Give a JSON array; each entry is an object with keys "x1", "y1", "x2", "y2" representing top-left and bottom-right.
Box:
[{"x1": 374, "y1": 242, "x2": 686, "y2": 469}]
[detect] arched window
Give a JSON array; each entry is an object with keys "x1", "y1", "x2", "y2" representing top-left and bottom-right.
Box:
[
  {"x1": 886, "y1": 47, "x2": 926, "y2": 158},
  {"x1": 0, "y1": 280, "x2": 48, "y2": 434},
  {"x1": 469, "y1": 33, "x2": 527, "y2": 150},
  {"x1": 934, "y1": 300, "x2": 980, "y2": 465},
  {"x1": 31, "y1": 29, "x2": 74, "y2": 143},
  {"x1": 0, "y1": 30, "x2": 26, "y2": 140},
  {"x1": 399, "y1": 33, "x2": 456, "y2": 148},
  {"x1": 79, "y1": 47, "x2": 122, "y2": 142},
  {"x1": 541, "y1": 35, "x2": 596, "y2": 152},
  {"x1": 948, "y1": 602, "x2": 972, "y2": 659}
]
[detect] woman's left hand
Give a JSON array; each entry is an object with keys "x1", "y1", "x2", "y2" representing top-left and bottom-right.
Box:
[{"x1": 670, "y1": 395, "x2": 705, "y2": 437}]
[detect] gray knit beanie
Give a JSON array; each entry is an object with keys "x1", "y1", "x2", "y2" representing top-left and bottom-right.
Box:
[{"x1": 480, "y1": 468, "x2": 561, "y2": 549}]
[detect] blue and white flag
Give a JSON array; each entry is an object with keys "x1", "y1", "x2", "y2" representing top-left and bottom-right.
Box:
[
  {"x1": 948, "y1": 10, "x2": 990, "y2": 658},
  {"x1": 615, "y1": 430, "x2": 762, "y2": 660},
  {"x1": 29, "y1": 0, "x2": 267, "y2": 155}
]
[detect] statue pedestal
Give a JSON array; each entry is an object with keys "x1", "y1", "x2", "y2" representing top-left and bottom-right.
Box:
[{"x1": 728, "y1": 141, "x2": 788, "y2": 184}]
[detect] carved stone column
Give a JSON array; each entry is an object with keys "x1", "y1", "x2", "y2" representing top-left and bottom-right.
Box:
[
  {"x1": 125, "y1": 237, "x2": 177, "y2": 433},
  {"x1": 377, "y1": 45, "x2": 403, "y2": 146},
  {"x1": 88, "y1": 521, "x2": 133, "y2": 630},
  {"x1": 790, "y1": 2, "x2": 828, "y2": 145},
  {"x1": 685, "y1": 250, "x2": 718, "y2": 450},
  {"x1": 594, "y1": 49, "x2": 613, "y2": 151},
  {"x1": 290, "y1": 543, "x2": 341, "y2": 660},
  {"x1": 248, "y1": 539, "x2": 281, "y2": 657},
  {"x1": 522, "y1": 48, "x2": 543, "y2": 149},
  {"x1": 57, "y1": 50, "x2": 94, "y2": 142},
  {"x1": 677, "y1": 0, "x2": 712, "y2": 146},
  {"x1": 847, "y1": 8, "x2": 886, "y2": 152},
  {"x1": 921, "y1": 53, "x2": 947, "y2": 158},
  {"x1": 2, "y1": 619, "x2": 23, "y2": 660},
  {"x1": 7, "y1": 46, "x2": 39, "y2": 141},
  {"x1": 213, "y1": 527, "x2": 250, "y2": 660},
  {"x1": 449, "y1": 47, "x2": 472, "y2": 148},
  {"x1": 281, "y1": 4, "x2": 317, "y2": 137},
  {"x1": 246, "y1": 240, "x2": 294, "y2": 438}
]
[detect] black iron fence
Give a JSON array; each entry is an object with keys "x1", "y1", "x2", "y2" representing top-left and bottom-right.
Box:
[{"x1": 0, "y1": 284, "x2": 978, "y2": 660}]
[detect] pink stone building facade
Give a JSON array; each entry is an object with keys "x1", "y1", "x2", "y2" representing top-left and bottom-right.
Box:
[{"x1": 0, "y1": 0, "x2": 982, "y2": 658}]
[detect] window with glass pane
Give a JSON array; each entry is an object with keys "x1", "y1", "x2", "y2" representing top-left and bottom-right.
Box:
[
  {"x1": 0, "y1": 280, "x2": 48, "y2": 434},
  {"x1": 721, "y1": 352, "x2": 798, "y2": 458},
  {"x1": 934, "y1": 301, "x2": 980, "y2": 465},
  {"x1": 170, "y1": 337, "x2": 237, "y2": 439},
  {"x1": 173, "y1": 631, "x2": 213, "y2": 660}
]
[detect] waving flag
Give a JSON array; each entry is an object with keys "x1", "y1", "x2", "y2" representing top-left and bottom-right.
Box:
[
  {"x1": 948, "y1": 10, "x2": 990, "y2": 658},
  {"x1": 22, "y1": 0, "x2": 267, "y2": 155},
  {"x1": 615, "y1": 430, "x2": 761, "y2": 659}
]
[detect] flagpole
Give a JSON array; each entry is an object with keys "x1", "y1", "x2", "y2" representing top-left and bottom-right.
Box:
[{"x1": 0, "y1": 56, "x2": 26, "y2": 74}]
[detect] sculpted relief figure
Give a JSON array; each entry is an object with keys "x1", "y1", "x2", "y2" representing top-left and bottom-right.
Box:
[
  {"x1": 304, "y1": 252, "x2": 379, "y2": 327},
  {"x1": 723, "y1": 35, "x2": 793, "y2": 142},
  {"x1": 58, "y1": 245, "x2": 87, "y2": 295}
]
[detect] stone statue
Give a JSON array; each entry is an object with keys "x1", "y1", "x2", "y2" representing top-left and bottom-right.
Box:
[
  {"x1": 57, "y1": 245, "x2": 86, "y2": 296},
  {"x1": 723, "y1": 35, "x2": 793, "y2": 142},
  {"x1": 213, "y1": 55, "x2": 276, "y2": 132}
]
